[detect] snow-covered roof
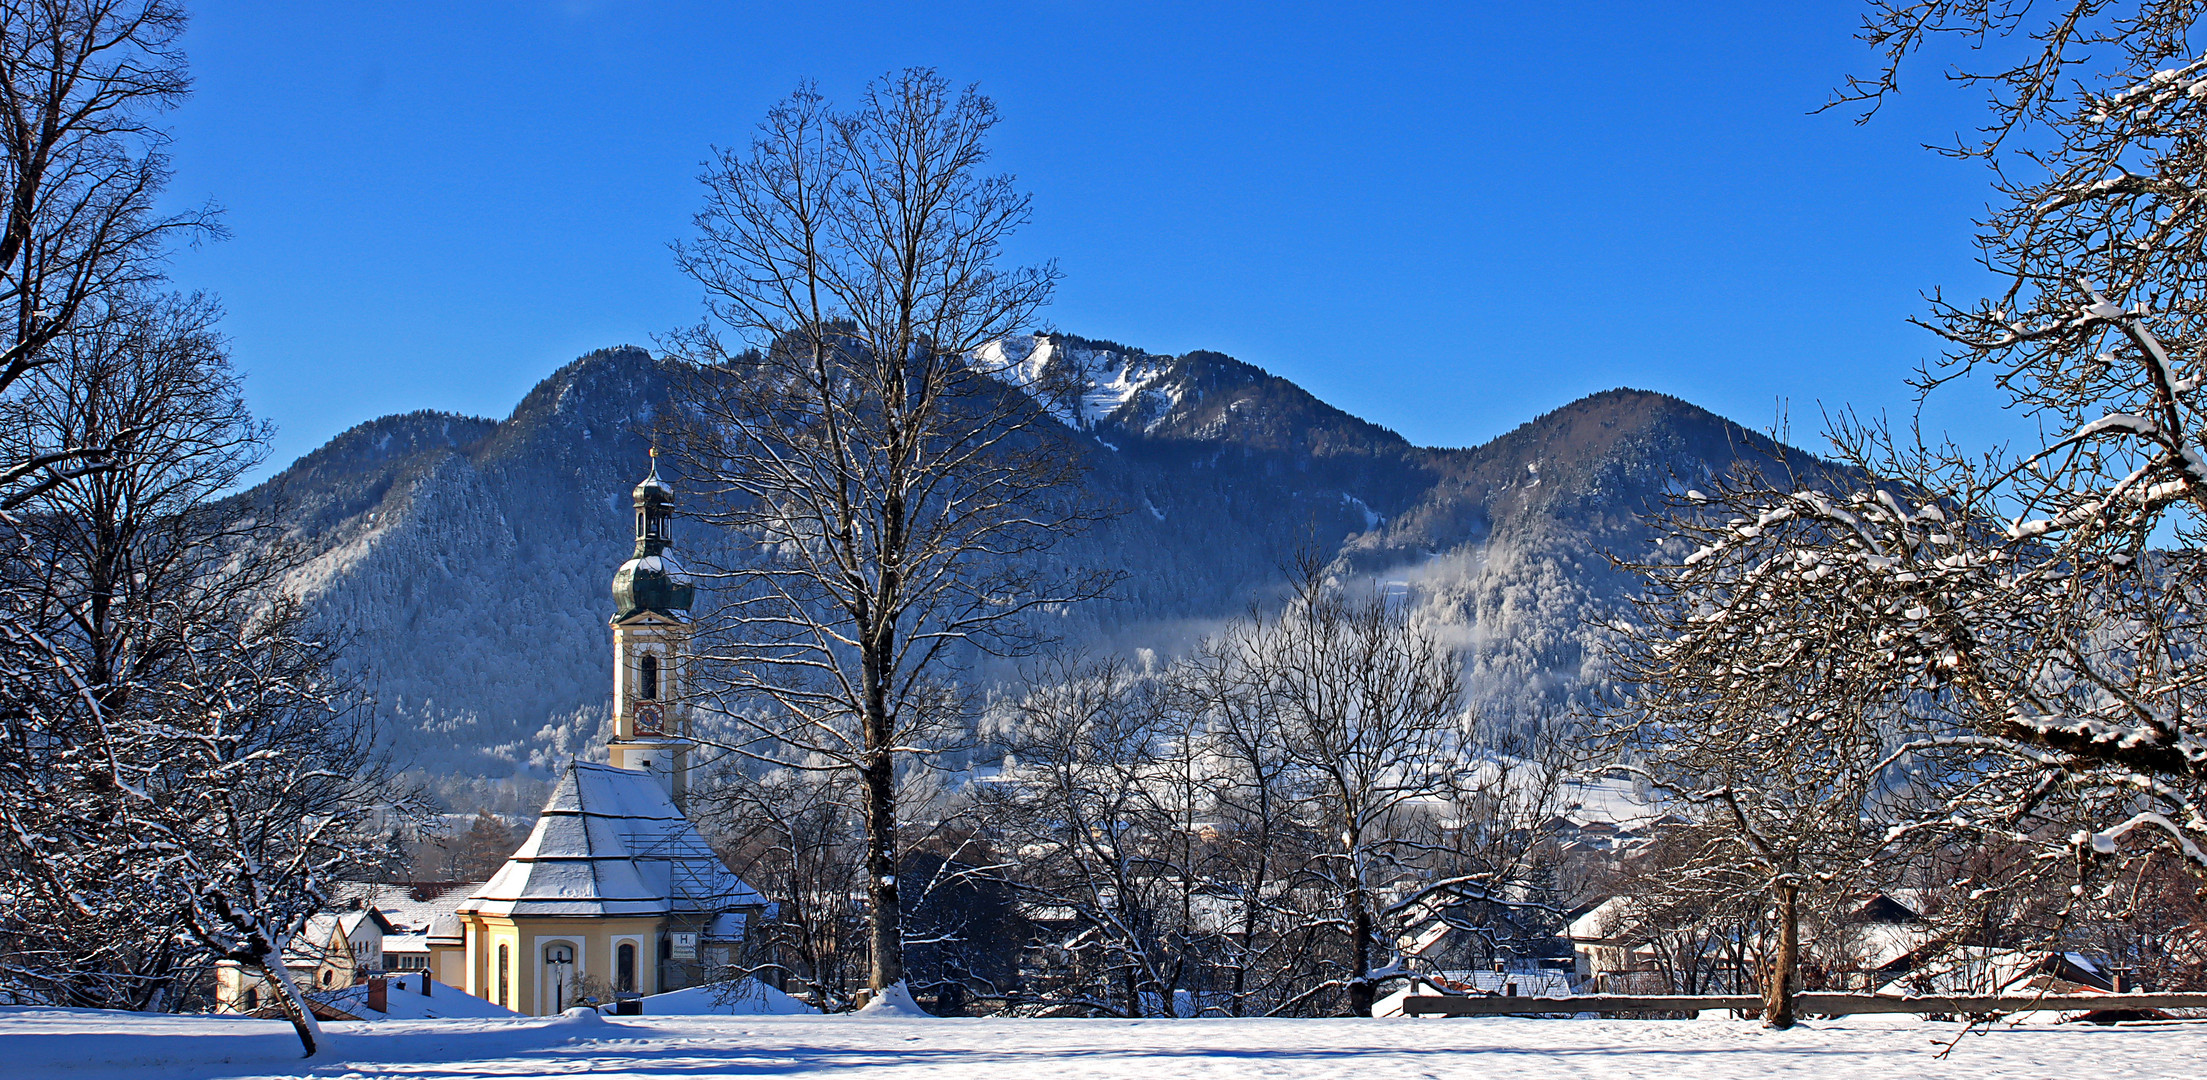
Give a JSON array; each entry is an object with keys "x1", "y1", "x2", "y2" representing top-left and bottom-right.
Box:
[
  {"x1": 458, "y1": 761, "x2": 763, "y2": 918},
  {"x1": 285, "y1": 914, "x2": 346, "y2": 966},
  {"x1": 338, "y1": 909, "x2": 396, "y2": 940},
  {"x1": 1877, "y1": 949, "x2": 2110, "y2": 997},
  {"x1": 426, "y1": 912, "x2": 463, "y2": 945},
  {"x1": 316, "y1": 974, "x2": 519, "y2": 1020},
  {"x1": 1373, "y1": 970, "x2": 1577, "y2": 1017},
  {"x1": 329, "y1": 881, "x2": 485, "y2": 934},
  {"x1": 1564, "y1": 896, "x2": 1634, "y2": 942}
]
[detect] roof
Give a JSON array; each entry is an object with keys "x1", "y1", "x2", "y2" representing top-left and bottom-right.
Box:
[
  {"x1": 1877, "y1": 949, "x2": 2112, "y2": 996},
  {"x1": 613, "y1": 552, "x2": 694, "y2": 619},
  {"x1": 458, "y1": 761, "x2": 763, "y2": 919},
  {"x1": 285, "y1": 915, "x2": 348, "y2": 966},
  {"x1": 1564, "y1": 897, "x2": 1634, "y2": 942},
  {"x1": 314, "y1": 974, "x2": 519, "y2": 1020},
  {"x1": 329, "y1": 881, "x2": 486, "y2": 934},
  {"x1": 426, "y1": 912, "x2": 463, "y2": 945},
  {"x1": 338, "y1": 909, "x2": 398, "y2": 939}
]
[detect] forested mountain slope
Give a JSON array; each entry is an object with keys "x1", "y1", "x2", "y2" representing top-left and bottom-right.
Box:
[{"x1": 254, "y1": 341, "x2": 1806, "y2": 810}]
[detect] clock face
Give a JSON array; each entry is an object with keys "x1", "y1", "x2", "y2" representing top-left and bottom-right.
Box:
[{"x1": 634, "y1": 701, "x2": 665, "y2": 735}]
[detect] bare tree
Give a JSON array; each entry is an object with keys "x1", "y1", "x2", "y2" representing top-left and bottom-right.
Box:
[
  {"x1": 0, "y1": 0, "x2": 213, "y2": 505},
  {"x1": 1609, "y1": 470, "x2": 1915, "y2": 1027},
  {"x1": 139, "y1": 596, "x2": 408, "y2": 1057},
  {"x1": 1603, "y1": 0, "x2": 2207, "y2": 1023},
  {"x1": 1176, "y1": 633, "x2": 1321, "y2": 1016},
  {"x1": 973, "y1": 574, "x2": 1563, "y2": 1019},
  {"x1": 0, "y1": 288, "x2": 419, "y2": 1052},
  {"x1": 971, "y1": 654, "x2": 1211, "y2": 1016},
  {"x1": 668, "y1": 69, "x2": 1109, "y2": 996},
  {"x1": 1254, "y1": 560, "x2": 1469, "y2": 1016},
  {"x1": 1828, "y1": 2, "x2": 2207, "y2": 850},
  {"x1": 0, "y1": 290, "x2": 257, "y2": 1010},
  {"x1": 703, "y1": 762, "x2": 870, "y2": 1011},
  {"x1": 0, "y1": 0, "x2": 220, "y2": 1011}
]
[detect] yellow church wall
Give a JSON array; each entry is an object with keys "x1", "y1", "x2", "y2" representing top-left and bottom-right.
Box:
[{"x1": 458, "y1": 912, "x2": 665, "y2": 1015}]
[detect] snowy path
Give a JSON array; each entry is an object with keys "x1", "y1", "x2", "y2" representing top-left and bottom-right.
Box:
[{"x1": 5, "y1": 1006, "x2": 2202, "y2": 1079}]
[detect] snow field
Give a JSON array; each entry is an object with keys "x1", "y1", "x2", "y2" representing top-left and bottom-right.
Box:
[{"x1": 5, "y1": 1007, "x2": 2204, "y2": 1080}]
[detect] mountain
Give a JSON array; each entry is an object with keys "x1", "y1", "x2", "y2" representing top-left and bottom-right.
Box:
[{"x1": 253, "y1": 340, "x2": 1801, "y2": 810}]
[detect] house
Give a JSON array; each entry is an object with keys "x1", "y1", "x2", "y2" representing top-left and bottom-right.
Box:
[
  {"x1": 1877, "y1": 948, "x2": 2113, "y2": 997},
  {"x1": 329, "y1": 880, "x2": 483, "y2": 984},
  {"x1": 336, "y1": 906, "x2": 398, "y2": 973},
  {"x1": 1373, "y1": 967, "x2": 1578, "y2": 1017},
  {"x1": 212, "y1": 912, "x2": 359, "y2": 1014}
]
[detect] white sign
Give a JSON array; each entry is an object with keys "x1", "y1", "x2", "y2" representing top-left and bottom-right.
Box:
[{"x1": 669, "y1": 932, "x2": 697, "y2": 960}]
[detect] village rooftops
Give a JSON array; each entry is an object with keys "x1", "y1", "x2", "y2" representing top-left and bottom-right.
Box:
[
  {"x1": 456, "y1": 761, "x2": 762, "y2": 919},
  {"x1": 330, "y1": 881, "x2": 485, "y2": 934}
]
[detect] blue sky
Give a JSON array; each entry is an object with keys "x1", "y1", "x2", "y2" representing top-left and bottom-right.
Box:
[{"x1": 161, "y1": 1, "x2": 2017, "y2": 479}]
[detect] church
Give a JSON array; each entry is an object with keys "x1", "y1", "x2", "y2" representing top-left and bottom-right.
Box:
[{"x1": 429, "y1": 457, "x2": 764, "y2": 1015}]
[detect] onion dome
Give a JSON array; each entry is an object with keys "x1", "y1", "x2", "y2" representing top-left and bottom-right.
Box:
[{"x1": 612, "y1": 452, "x2": 695, "y2": 620}]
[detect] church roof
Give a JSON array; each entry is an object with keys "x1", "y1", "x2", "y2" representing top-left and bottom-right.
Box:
[
  {"x1": 612, "y1": 551, "x2": 694, "y2": 621},
  {"x1": 457, "y1": 762, "x2": 762, "y2": 919}
]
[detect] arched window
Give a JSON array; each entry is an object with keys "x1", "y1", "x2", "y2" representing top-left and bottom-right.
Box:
[
  {"x1": 497, "y1": 944, "x2": 509, "y2": 1007},
  {"x1": 245, "y1": 986, "x2": 260, "y2": 1011},
  {"x1": 617, "y1": 942, "x2": 637, "y2": 993},
  {"x1": 639, "y1": 654, "x2": 659, "y2": 700}
]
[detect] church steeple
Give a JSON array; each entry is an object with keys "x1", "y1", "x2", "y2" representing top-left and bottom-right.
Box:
[
  {"x1": 633, "y1": 448, "x2": 673, "y2": 554},
  {"x1": 607, "y1": 450, "x2": 696, "y2": 808},
  {"x1": 612, "y1": 448, "x2": 694, "y2": 620}
]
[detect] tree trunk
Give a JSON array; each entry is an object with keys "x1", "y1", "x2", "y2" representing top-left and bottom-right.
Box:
[
  {"x1": 1346, "y1": 887, "x2": 1375, "y2": 1018},
  {"x1": 1763, "y1": 877, "x2": 1800, "y2": 1030},
  {"x1": 257, "y1": 954, "x2": 323, "y2": 1057},
  {"x1": 862, "y1": 748, "x2": 901, "y2": 993}
]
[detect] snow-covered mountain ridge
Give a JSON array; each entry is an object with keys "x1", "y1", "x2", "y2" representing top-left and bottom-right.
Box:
[{"x1": 252, "y1": 341, "x2": 1803, "y2": 810}]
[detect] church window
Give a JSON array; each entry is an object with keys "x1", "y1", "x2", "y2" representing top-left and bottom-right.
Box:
[
  {"x1": 497, "y1": 945, "x2": 509, "y2": 1007},
  {"x1": 245, "y1": 986, "x2": 260, "y2": 1011},
  {"x1": 618, "y1": 943, "x2": 637, "y2": 993},
  {"x1": 639, "y1": 654, "x2": 659, "y2": 700}
]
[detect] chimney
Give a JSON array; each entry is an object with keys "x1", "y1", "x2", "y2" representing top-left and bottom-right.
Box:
[
  {"x1": 367, "y1": 976, "x2": 387, "y2": 1014},
  {"x1": 422, "y1": 974, "x2": 433, "y2": 997}
]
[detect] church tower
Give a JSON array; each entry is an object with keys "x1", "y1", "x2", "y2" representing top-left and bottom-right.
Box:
[{"x1": 607, "y1": 450, "x2": 697, "y2": 808}]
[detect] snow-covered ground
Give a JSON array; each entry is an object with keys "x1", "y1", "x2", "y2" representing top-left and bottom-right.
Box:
[{"x1": 6, "y1": 1007, "x2": 2203, "y2": 1080}]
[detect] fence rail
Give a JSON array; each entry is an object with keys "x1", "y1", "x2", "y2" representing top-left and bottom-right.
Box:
[{"x1": 1401, "y1": 992, "x2": 2207, "y2": 1017}]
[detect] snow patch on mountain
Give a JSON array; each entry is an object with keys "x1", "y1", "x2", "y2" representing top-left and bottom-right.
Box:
[{"x1": 971, "y1": 335, "x2": 1184, "y2": 432}]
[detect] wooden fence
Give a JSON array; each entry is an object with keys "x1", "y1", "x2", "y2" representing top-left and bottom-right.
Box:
[{"x1": 1401, "y1": 992, "x2": 2207, "y2": 1017}]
